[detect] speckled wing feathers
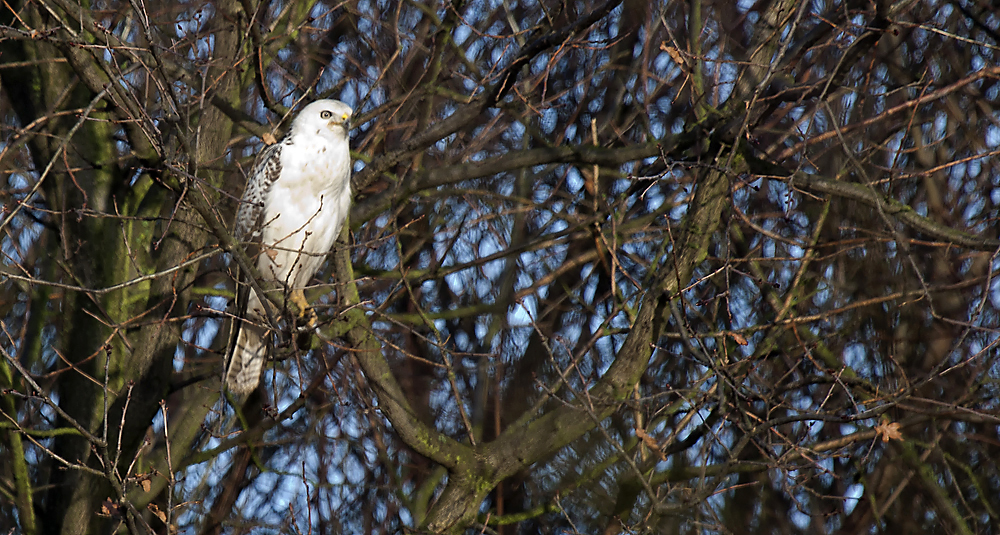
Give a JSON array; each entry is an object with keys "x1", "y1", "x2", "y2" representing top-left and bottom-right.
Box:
[
  {"x1": 225, "y1": 137, "x2": 286, "y2": 398},
  {"x1": 235, "y1": 139, "x2": 285, "y2": 242}
]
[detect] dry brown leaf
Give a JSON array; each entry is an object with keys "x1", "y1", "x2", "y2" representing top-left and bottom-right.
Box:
[
  {"x1": 99, "y1": 499, "x2": 118, "y2": 517},
  {"x1": 659, "y1": 44, "x2": 686, "y2": 69},
  {"x1": 729, "y1": 331, "x2": 748, "y2": 346},
  {"x1": 262, "y1": 132, "x2": 277, "y2": 145},
  {"x1": 148, "y1": 503, "x2": 167, "y2": 523},
  {"x1": 134, "y1": 471, "x2": 153, "y2": 492},
  {"x1": 875, "y1": 420, "x2": 902, "y2": 442},
  {"x1": 635, "y1": 427, "x2": 657, "y2": 448},
  {"x1": 635, "y1": 428, "x2": 668, "y2": 461}
]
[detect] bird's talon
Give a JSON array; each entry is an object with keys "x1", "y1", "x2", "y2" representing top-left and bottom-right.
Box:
[{"x1": 295, "y1": 307, "x2": 319, "y2": 332}]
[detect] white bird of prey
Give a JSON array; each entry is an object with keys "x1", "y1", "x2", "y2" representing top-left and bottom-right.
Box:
[{"x1": 225, "y1": 99, "x2": 353, "y2": 398}]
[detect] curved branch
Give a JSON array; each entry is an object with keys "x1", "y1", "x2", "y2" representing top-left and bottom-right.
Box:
[{"x1": 748, "y1": 155, "x2": 1000, "y2": 250}]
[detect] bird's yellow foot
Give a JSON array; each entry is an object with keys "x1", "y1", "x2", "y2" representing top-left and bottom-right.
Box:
[{"x1": 290, "y1": 289, "x2": 318, "y2": 330}]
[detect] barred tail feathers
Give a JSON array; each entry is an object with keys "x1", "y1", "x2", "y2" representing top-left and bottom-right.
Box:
[
  {"x1": 226, "y1": 321, "x2": 268, "y2": 398},
  {"x1": 226, "y1": 286, "x2": 268, "y2": 398}
]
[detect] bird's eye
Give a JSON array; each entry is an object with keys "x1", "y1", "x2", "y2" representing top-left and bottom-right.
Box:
[{"x1": 320, "y1": 110, "x2": 332, "y2": 119}]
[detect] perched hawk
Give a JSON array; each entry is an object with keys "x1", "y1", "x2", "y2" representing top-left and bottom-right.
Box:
[{"x1": 225, "y1": 99, "x2": 353, "y2": 398}]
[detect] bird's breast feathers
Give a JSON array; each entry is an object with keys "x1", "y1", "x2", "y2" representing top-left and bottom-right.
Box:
[
  {"x1": 256, "y1": 133, "x2": 351, "y2": 288},
  {"x1": 278, "y1": 134, "x2": 351, "y2": 192}
]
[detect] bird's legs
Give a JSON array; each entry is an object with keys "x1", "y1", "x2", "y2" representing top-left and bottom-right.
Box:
[{"x1": 290, "y1": 289, "x2": 318, "y2": 330}]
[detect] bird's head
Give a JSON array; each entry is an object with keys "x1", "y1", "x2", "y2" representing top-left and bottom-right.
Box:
[{"x1": 294, "y1": 99, "x2": 352, "y2": 139}]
